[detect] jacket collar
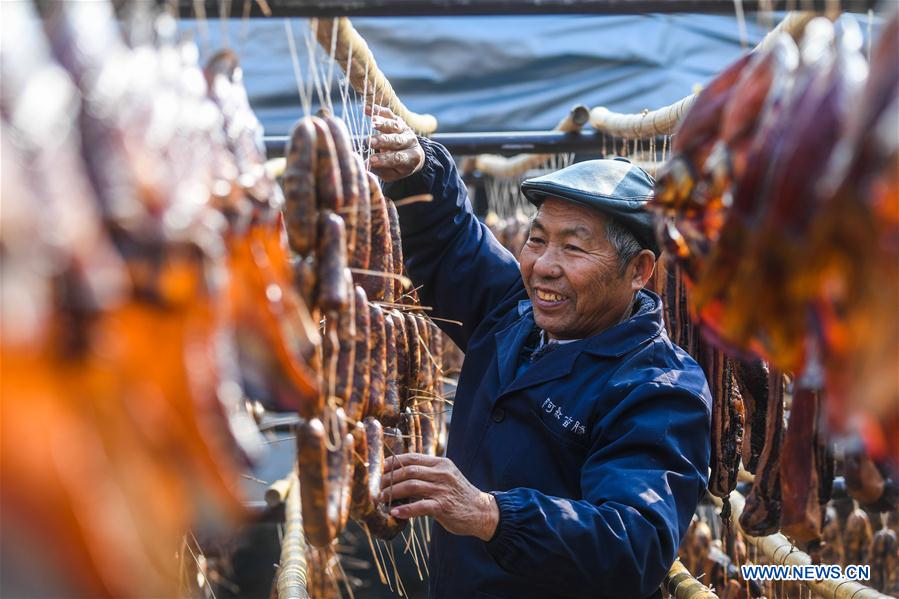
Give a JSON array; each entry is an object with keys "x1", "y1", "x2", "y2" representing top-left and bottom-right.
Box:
[
  {"x1": 494, "y1": 290, "x2": 664, "y2": 395},
  {"x1": 580, "y1": 289, "x2": 664, "y2": 358}
]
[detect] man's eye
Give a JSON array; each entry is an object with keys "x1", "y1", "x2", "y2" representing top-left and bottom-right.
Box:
[
  {"x1": 527, "y1": 236, "x2": 545, "y2": 245},
  {"x1": 564, "y1": 244, "x2": 584, "y2": 253}
]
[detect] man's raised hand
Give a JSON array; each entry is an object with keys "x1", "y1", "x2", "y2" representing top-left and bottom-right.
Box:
[{"x1": 366, "y1": 104, "x2": 425, "y2": 182}]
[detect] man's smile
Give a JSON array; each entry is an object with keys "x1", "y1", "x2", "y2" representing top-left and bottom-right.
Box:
[{"x1": 533, "y1": 287, "x2": 569, "y2": 309}]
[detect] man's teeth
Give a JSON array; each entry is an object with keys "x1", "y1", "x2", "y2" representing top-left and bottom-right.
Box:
[{"x1": 537, "y1": 290, "x2": 565, "y2": 302}]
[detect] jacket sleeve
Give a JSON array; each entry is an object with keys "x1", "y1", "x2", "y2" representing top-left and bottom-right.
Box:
[
  {"x1": 382, "y1": 137, "x2": 522, "y2": 352},
  {"x1": 485, "y1": 383, "x2": 712, "y2": 599}
]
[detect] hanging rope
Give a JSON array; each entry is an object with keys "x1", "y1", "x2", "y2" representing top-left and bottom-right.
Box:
[
  {"x1": 589, "y1": 11, "x2": 820, "y2": 139},
  {"x1": 314, "y1": 17, "x2": 438, "y2": 135},
  {"x1": 474, "y1": 105, "x2": 589, "y2": 178}
]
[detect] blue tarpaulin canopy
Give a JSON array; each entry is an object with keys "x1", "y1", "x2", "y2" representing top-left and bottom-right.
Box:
[{"x1": 180, "y1": 13, "x2": 878, "y2": 136}]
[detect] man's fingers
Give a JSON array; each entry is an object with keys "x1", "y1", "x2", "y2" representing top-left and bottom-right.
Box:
[
  {"x1": 365, "y1": 103, "x2": 398, "y2": 120},
  {"x1": 379, "y1": 463, "x2": 443, "y2": 488},
  {"x1": 382, "y1": 452, "x2": 442, "y2": 473},
  {"x1": 370, "y1": 115, "x2": 406, "y2": 135},
  {"x1": 380, "y1": 479, "x2": 437, "y2": 503},
  {"x1": 390, "y1": 498, "x2": 440, "y2": 519},
  {"x1": 370, "y1": 131, "x2": 416, "y2": 151}
]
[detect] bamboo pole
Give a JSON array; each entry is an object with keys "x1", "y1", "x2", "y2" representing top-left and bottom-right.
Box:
[
  {"x1": 474, "y1": 105, "x2": 590, "y2": 177},
  {"x1": 315, "y1": 17, "x2": 438, "y2": 134},
  {"x1": 266, "y1": 475, "x2": 293, "y2": 508},
  {"x1": 664, "y1": 559, "x2": 720, "y2": 599},
  {"x1": 589, "y1": 11, "x2": 820, "y2": 138},
  {"x1": 712, "y1": 491, "x2": 895, "y2": 599},
  {"x1": 277, "y1": 473, "x2": 309, "y2": 599}
]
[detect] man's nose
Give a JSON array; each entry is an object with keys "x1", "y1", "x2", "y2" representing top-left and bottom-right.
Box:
[{"x1": 533, "y1": 247, "x2": 563, "y2": 279}]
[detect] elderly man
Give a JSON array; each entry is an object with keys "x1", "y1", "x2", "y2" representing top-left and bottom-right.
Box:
[{"x1": 368, "y1": 105, "x2": 712, "y2": 599}]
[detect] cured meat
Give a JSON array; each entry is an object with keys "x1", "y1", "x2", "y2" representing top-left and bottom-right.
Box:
[
  {"x1": 385, "y1": 200, "x2": 405, "y2": 300},
  {"x1": 780, "y1": 386, "x2": 823, "y2": 544},
  {"x1": 363, "y1": 424, "x2": 407, "y2": 539},
  {"x1": 740, "y1": 369, "x2": 784, "y2": 537},
  {"x1": 390, "y1": 311, "x2": 410, "y2": 409},
  {"x1": 820, "y1": 506, "x2": 845, "y2": 567},
  {"x1": 346, "y1": 286, "x2": 371, "y2": 422},
  {"x1": 350, "y1": 418, "x2": 382, "y2": 520},
  {"x1": 310, "y1": 117, "x2": 343, "y2": 213},
  {"x1": 297, "y1": 418, "x2": 333, "y2": 548},
  {"x1": 333, "y1": 271, "x2": 356, "y2": 408},
  {"x1": 382, "y1": 314, "x2": 401, "y2": 426},
  {"x1": 843, "y1": 507, "x2": 873, "y2": 566},
  {"x1": 315, "y1": 212, "x2": 349, "y2": 314},
  {"x1": 654, "y1": 53, "x2": 752, "y2": 212},
  {"x1": 870, "y1": 526, "x2": 899, "y2": 593},
  {"x1": 707, "y1": 350, "x2": 744, "y2": 499},
  {"x1": 283, "y1": 118, "x2": 318, "y2": 256},
  {"x1": 349, "y1": 154, "x2": 372, "y2": 274},
  {"x1": 366, "y1": 304, "x2": 387, "y2": 419},
  {"x1": 322, "y1": 116, "x2": 359, "y2": 258},
  {"x1": 362, "y1": 173, "x2": 393, "y2": 303},
  {"x1": 404, "y1": 312, "x2": 423, "y2": 403},
  {"x1": 734, "y1": 359, "x2": 768, "y2": 474}
]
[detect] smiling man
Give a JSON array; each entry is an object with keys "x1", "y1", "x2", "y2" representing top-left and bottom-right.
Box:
[{"x1": 368, "y1": 105, "x2": 712, "y2": 599}]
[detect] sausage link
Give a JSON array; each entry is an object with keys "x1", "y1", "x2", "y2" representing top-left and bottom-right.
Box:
[
  {"x1": 385, "y1": 199, "x2": 404, "y2": 300},
  {"x1": 364, "y1": 417, "x2": 384, "y2": 508},
  {"x1": 415, "y1": 315, "x2": 433, "y2": 399},
  {"x1": 284, "y1": 117, "x2": 318, "y2": 256},
  {"x1": 382, "y1": 426, "x2": 406, "y2": 460},
  {"x1": 382, "y1": 315, "x2": 401, "y2": 426},
  {"x1": 296, "y1": 418, "x2": 333, "y2": 548},
  {"x1": 362, "y1": 173, "x2": 393, "y2": 302},
  {"x1": 315, "y1": 211, "x2": 348, "y2": 314},
  {"x1": 323, "y1": 116, "x2": 359, "y2": 258},
  {"x1": 390, "y1": 311, "x2": 410, "y2": 410},
  {"x1": 404, "y1": 312, "x2": 422, "y2": 404},
  {"x1": 346, "y1": 286, "x2": 371, "y2": 422},
  {"x1": 310, "y1": 116, "x2": 343, "y2": 213},
  {"x1": 291, "y1": 254, "x2": 317, "y2": 308},
  {"x1": 419, "y1": 404, "x2": 437, "y2": 456},
  {"x1": 333, "y1": 270, "x2": 356, "y2": 408},
  {"x1": 363, "y1": 422, "x2": 407, "y2": 539},
  {"x1": 350, "y1": 421, "x2": 371, "y2": 520},
  {"x1": 402, "y1": 406, "x2": 422, "y2": 454},
  {"x1": 325, "y1": 408, "x2": 350, "y2": 538},
  {"x1": 350, "y1": 154, "x2": 371, "y2": 274},
  {"x1": 366, "y1": 303, "x2": 387, "y2": 419}
]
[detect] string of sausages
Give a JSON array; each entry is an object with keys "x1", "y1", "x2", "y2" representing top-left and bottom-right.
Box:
[{"x1": 283, "y1": 112, "x2": 448, "y2": 595}]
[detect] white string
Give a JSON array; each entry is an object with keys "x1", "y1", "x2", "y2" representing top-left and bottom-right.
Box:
[
  {"x1": 284, "y1": 20, "x2": 311, "y2": 116},
  {"x1": 733, "y1": 0, "x2": 748, "y2": 50},
  {"x1": 305, "y1": 19, "x2": 327, "y2": 112}
]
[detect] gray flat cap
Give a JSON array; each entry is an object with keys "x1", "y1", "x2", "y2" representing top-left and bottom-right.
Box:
[{"x1": 520, "y1": 158, "x2": 660, "y2": 257}]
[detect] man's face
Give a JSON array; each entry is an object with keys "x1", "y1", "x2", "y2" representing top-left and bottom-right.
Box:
[{"x1": 518, "y1": 198, "x2": 637, "y2": 340}]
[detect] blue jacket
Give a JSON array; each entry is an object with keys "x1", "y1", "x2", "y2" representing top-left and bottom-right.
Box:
[{"x1": 384, "y1": 139, "x2": 712, "y2": 599}]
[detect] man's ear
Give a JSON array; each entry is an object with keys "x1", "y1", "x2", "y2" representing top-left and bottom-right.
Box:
[{"x1": 629, "y1": 250, "x2": 657, "y2": 291}]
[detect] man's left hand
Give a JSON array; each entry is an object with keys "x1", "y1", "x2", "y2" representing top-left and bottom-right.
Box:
[{"x1": 381, "y1": 453, "x2": 499, "y2": 542}]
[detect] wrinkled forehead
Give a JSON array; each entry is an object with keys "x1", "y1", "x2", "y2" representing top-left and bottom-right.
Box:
[{"x1": 530, "y1": 197, "x2": 607, "y2": 238}]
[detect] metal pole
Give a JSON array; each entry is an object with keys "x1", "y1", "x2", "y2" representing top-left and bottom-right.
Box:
[
  {"x1": 174, "y1": 0, "x2": 879, "y2": 18},
  {"x1": 265, "y1": 130, "x2": 615, "y2": 158}
]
